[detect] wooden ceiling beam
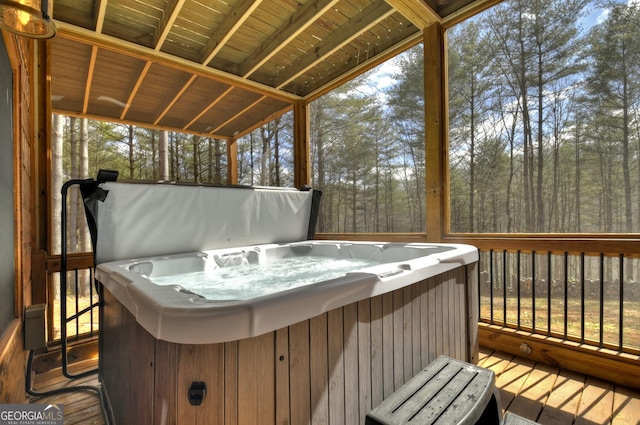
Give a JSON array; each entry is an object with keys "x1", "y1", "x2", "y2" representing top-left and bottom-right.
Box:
[
  {"x1": 82, "y1": 46, "x2": 98, "y2": 114},
  {"x1": 93, "y1": 0, "x2": 108, "y2": 33},
  {"x1": 184, "y1": 86, "x2": 235, "y2": 130},
  {"x1": 239, "y1": 0, "x2": 340, "y2": 78},
  {"x1": 120, "y1": 61, "x2": 152, "y2": 120},
  {"x1": 275, "y1": 0, "x2": 395, "y2": 90},
  {"x1": 153, "y1": 0, "x2": 185, "y2": 50},
  {"x1": 383, "y1": 0, "x2": 439, "y2": 29},
  {"x1": 210, "y1": 95, "x2": 268, "y2": 135},
  {"x1": 53, "y1": 107, "x2": 233, "y2": 141},
  {"x1": 153, "y1": 74, "x2": 198, "y2": 125},
  {"x1": 55, "y1": 21, "x2": 301, "y2": 103},
  {"x1": 231, "y1": 104, "x2": 293, "y2": 140},
  {"x1": 199, "y1": 0, "x2": 264, "y2": 66}
]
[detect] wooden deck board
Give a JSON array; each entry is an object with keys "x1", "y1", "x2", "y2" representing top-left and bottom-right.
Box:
[
  {"x1": 29, "y1": 348, "x2": 640, "y2": 425},
  {"x1": 537, "y1": 369, "x2": 586, "y2": 425},
  {"x1": 505, "y1": 362, "x2": 559, "y2": 421},
  {"x1": 612, "y1": 386, "x2": 640, "y2": 425},
  {"x1": 574, "y1": 377, "x2": 616, "y2": 425}
]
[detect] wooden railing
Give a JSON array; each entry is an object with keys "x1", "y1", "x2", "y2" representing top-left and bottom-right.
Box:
[
  {"x1": 37, "y1": 252, "x2": 97, "y2": 344},
  {"x1": 441, "y1": 235, "x2": 640, "y2": 389},
  {"x1": 38, "y1": 235, "x2": 640, "y2": 388}
]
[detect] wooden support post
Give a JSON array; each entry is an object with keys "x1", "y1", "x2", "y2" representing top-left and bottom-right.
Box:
[
  {"x1": 424, "y1": 23, "x2": 447, "y2": 243},
  {"x1": 227, "y1": 137, "x2": 238, "y2": 184},
  {"x1": 293, "y1": 100, "x2": 310, "y2": 189}
]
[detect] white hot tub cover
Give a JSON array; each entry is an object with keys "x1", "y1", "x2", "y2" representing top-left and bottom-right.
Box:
[{"x1": 86, "y1": 181, "x2": 321, "y2": 264}]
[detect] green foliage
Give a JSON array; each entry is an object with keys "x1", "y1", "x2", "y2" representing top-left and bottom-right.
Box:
[{"x1": 448, "y1": 0, "x2": 640, "y2": 233}]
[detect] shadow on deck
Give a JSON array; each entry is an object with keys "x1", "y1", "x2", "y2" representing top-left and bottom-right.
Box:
[{"x1": 27, "y1": 347, "x2": 640, "y2": 424}]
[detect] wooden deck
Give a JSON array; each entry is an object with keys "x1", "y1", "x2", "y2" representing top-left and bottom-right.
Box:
[
  {"x1": 478, "y1": 347, "x2": 640, "y2": 425},
  {"x1": 28, "y1": 348, "x2": 640, "y2": 424}
]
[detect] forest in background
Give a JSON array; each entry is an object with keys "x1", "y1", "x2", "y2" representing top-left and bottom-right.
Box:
[{"x1": 51, "y1": 0, "x2": 640, "y2": 244}]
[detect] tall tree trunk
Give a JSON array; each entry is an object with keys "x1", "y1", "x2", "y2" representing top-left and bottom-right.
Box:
[
  {"x1": 79, "y1": 118, "x2": 90, "y2": 295},
  {"x1": 214, "y1": 140, "x2": 222, "y2": 184},
  {"x1": 622, "y1": 72, "x2": 633, "y2": 233},
  {"x1": 192, "y1": 135, "x2": 200, "y2": 183},
  {"x1": 68, "y1": 117, "x2": 78, "y2": 255},
  {"x1": 128, "y1": 125, "x2": 135, "y2": 179},
  {"x1": 469, "y1": 77, "x2": 476, "y2": 232},
  {"x1": 536, "y1": 41, "x2": 545, "y2": 232},
  {"x1": 51, "y1": 115, "x2": 64, "y2": 304},
  {"x1": 274, "y1": 129, "x2": 280, "y2": 186},
  {"x1": 159, "y1": 130, "x2": 169, "y2": 181}
]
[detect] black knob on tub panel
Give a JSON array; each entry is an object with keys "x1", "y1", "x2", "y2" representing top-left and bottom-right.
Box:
[{"x1": 188, "y1": 381, "x2": 207, "y2": 406}]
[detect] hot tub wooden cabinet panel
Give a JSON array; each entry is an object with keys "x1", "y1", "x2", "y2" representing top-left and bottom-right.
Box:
[{"x1": 100, "y1": 263, "x2": 479, "y2": 425}]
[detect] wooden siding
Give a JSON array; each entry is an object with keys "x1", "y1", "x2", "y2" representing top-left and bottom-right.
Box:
[
  {"x1": 100, "y1": 264, "x2": 477, "y2": 425},
  {"x1": 0, "y1": 30, "x2": 41, "y2": 403}
]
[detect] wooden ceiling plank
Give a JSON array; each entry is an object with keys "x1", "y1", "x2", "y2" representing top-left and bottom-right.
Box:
[
  {"x1": 211, "y1": 95, "x2": 267, "y2": 134},
  {"x1": 240, "y1": 0, "x2": 340, "y2": 78},
  {"x1": 276, "y1": 1, "x2": 395, "y2": 89},
  {"x1": 82, "y1": 46, "x2": 99, "y2": 114},
  {"x1": 153, "y1": 74, "x2": 198, "y2": 125},
  {"x1": 120, "y1": 61, "x2": 152, "y2": 120},
  {"x1": 94, "y1": 0, "x2": 108, "y2": 33},
  {"x1": 199, "y1": 0, "x2": 265, "y2": 66},
  {"x1": 384, "y1": 0, "x2": 439, "y2": 29},
  {"x1": 153, "y1": 0, "x2": 186, "y2": 50},
  {"x1": 184, "y1": 86, "x2": 235, "y2": 130},
  {"x1": 55, "y1": 21, "x2": 301, "y2": 102}
]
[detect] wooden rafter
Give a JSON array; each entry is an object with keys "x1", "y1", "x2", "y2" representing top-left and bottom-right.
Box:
[
  {"x1": 210, "y1": 95, "x2": 268, "y2": 135},
  {"x1": 276, "y1": 1, "x2": 395, "y2": 89},
  {"x1": 199, "y1": 0, "x2": 264, "y2": 66},
  {"x1": 184, "y1": 86, "x2": 235, "y2": 130},
  {"x1": 384, "y1": 0, "x2": 439, "y2": 29},
  {"x1": 230, "y1": 104, "x2": 294, "y2": 140},
  {"x1": 55, "y1": 22, "x2": 300, "y2": 102},
  {"x1": 82, "y1": 46, "x2": 98, "y2": 114},
  {"x1": 239, "y1": 0, "x2": 340, "y2": 78},
  {"x1": 51, "y1": 0, "x2": 500, "y2": 139},
  {"x1": 120, "y1": 61, "x2": 152, "y2": 120},
  {"x1": 153, "y1": 74, "x2": 199, "y2": 125},
  {"x1": 93, "y1": 0, "x2": 108, "y2": 34},
  {"x1": 153, "y1": 0, "x2": 185, "y2": 50}
]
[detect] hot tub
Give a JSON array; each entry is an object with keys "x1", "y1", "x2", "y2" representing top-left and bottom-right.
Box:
[
  {"x1": 87, "y1": 181, "x2": 479, "y2": 425},
  {"x1": 96, "y1": 240, "x2": 477, "y2": 344}
]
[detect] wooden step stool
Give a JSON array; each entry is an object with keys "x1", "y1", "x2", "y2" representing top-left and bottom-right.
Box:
[
  {"x1": 503, "y1": 412, "x2": 540, "y2": 424},
  {"x1": 365, "y1": 356, "x2": 502, "y2": 425}
]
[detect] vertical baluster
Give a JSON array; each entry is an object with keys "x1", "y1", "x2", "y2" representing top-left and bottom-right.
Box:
[
  {"x1": 547, "y1": 251, "x2": 552, "y2": 336},
  {"x1": 75, "y1": 269, "x2": 80, "y2": 341},
  {"x1": 619, "y1": 254, "x2": 624, "y2": 352},
  {"x1": 599, "y1": 253, "x2": 604, "y2": 347},
  {"x1": 503, "y1": 250, "x2": 507, "y2": 325},
  {"x1": 563, "y1": 252, "x2": 568, "y2": 340},
  {"x1": 489, "y1": 250, "x2": 494, "y2": 325},
  {"x1": 517, "y1": 250, "x2": 521, "y2": 330},
  {"x1": 90, "y1": 268, "x2": 95, "y2": 336},
  {"x1": 532, "y1": 251, "x2": 536, "y2": 333},
  {"x1": 580, "y1": 253, "x2": 585, "y2": 344}
]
